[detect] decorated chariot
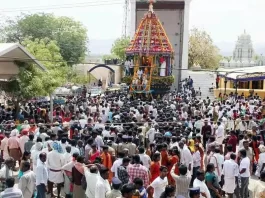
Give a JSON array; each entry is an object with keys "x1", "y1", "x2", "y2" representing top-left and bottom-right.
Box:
[{"x1": 122, "y1": 0, "x2": 174, "y2": 98}]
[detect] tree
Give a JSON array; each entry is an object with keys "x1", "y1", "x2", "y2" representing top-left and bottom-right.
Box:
[
  {"x1": 188, "y1": 28, "x2": 221, "y2": 69},
  {"x1": 223, "y1": 56, "x2": 232, "y2": 62},
  {"x1": 102, "y1": 54, "x2": 119, "y2": 61},
  {"x1": 4, "y1": 38, "x2": 67, "y2": 111},
  {"x1": 0, "y1": 13, "x2": 88, "y2": 65},
  {"x1": 111, "y1": 37, "x2": 130, "y2": 61}
]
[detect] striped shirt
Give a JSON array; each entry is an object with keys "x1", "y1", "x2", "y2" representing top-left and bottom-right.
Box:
[
  {"x1": 170, "y1": 166, "x2": 191, "y2": 198},
  {"x1": 0, "y1": 187, "x2": 23, "y2": 198}
]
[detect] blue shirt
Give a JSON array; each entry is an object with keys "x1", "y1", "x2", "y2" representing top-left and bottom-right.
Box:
[
  {"x1": 139, "y1": 187, "x2": 147, "y2": 198},
  {"x1": 108, "y1": 112, "x2": 113, "y2": 122}
]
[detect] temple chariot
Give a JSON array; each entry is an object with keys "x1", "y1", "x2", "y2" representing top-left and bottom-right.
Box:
[{"x1": 122, "y1": 0, "x2": 175, "y2": 98}]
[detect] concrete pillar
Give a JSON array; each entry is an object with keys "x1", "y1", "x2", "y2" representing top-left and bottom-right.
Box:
[
  {"x1": 181, "y1": 0, "x2": 191, "y2": 78},
  {"x1": 130, "y1": 0, "x2": 136, "y2": 38}
]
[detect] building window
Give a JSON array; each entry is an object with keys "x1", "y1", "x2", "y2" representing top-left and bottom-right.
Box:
[
  {"x1": 238, "y1": 81, "x2": 249, "y2": 89},
  {"x1": 252, "y1": 80, "x2": 263, "y2": 89}
]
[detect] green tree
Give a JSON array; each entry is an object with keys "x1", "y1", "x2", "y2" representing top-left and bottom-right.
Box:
[
  {"x1": 102, "y1": 54, "x2": 118, "y2": 61},
  {"x1": 111, "y1": 37, "x2": 130, "y2": 61},
  {"x1": 188, "y1": 28, "x2": 221, "y2": 69},
  {"x1": 0, "y1": 13, "x2": 88, "y2": 65},
  {"x1": 4, "y1": 38, "x2": 67, "y2": 109}
]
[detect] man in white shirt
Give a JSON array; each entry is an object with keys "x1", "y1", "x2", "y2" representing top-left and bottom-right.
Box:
[
  {"x1": 238, "y1": 149, "x2": 250, "y2": 198},
  {"x1": 179, "y1": 141, "x2": 193, "y2": 175},
  {"x1": 193, "y1": 170, "x2": 211, "y2": 198},
  {"x1": 147, "y1": 166, "x2": 168, "y2": 198},
  {"x1": 192, "y1": 144, "x2": 201, "y2": 183},
  {"x1": 79, "y1": 116, "x2": 87, "y2": 129},
  {"x1": 47, "y1": 142, "x2": 64, "y2": 197},
  {"x1": 138, "y1": 147, "x2": 151, "y2": 169},
  {"x1": 222, "y1": 153, "x2": 239, "y2": 198},
  {"x1": 36, "y1": 152, "x2": 48, "y2": 198},
  {"x1": 111, "y1": 152, "x2": 124, "y2": 177},
  {"x1": 124, "y1": 59, "x2": 130, "y2": 75},
  {"x1": 0, "y1": 178, "x2": 23, "y2": 198},
  {"x1": 92, "y1": 131, "x2": 104, "y2": 151},
  {"x1": 18, "y1": 161, "x2": 36, "y2": 198},
  {"x1": 216, "y1": 121, "x2": 224, "y2": 145},
  {"x1": 95, "y1": 167, "x2": 111, "y2": 198},
  {"x1": 94, "y1": 118, "x2": 105, "y2": 130},
  {"x1": 85, "y1": 165, "x2": 100, "y2": 198},
  {"x1": 146, "y1": 126, "x2": 156, "y2": 144}
]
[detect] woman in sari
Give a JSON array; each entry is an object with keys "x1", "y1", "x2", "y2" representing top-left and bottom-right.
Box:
[
  {"x1": 205, "y1": 163, "x2": 222, "y2": 198},
  {"x1": 88, "y1": 143, "x2": 100, "y2": 163},
  {"x1": 196, "y1": 136, "x2": 205, "y2": 169},
  {"x1": 150, "y1": 152, "x2": 161, "y2": 182},
  {"x1": 72, "y1": 156, "x2": 86, "y2": 198},
  {"x1": 251, "y1": 136, "x2": 260, "y2": 162},
  {"x1": 148, "y1": 152, "x2": 161, "y2": 198},
  {"x1": 160, "y1": 144, "x2": 168, "y2": 166},
  {"x1": 18, "y1": 151, "x2": 31, "y2": 179},
  {"x1": 188, "y1": 138, "x2": 195, "y2": 153},
  {"x1": 167, "y1": 149, "x2": 179, "y2": 185}
]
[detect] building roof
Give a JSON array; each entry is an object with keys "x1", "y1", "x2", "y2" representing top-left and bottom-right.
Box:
[
  {"x1": 0, "y1": 43, "x2": 46, "y2": 70},
  {"x1": 126, "y1": 3, "x2": 174, "y2": 55},
  {"x1": 0, "y1": 43, "x2": 46, "y2": 79},
  {"x1": 218, "y1": 65, "x2": 265, "y2": 81}
]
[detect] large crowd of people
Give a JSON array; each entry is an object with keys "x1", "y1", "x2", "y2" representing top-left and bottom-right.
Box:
[{"x1": 0, "y1": 80, "x2": 265, "y2": 198}]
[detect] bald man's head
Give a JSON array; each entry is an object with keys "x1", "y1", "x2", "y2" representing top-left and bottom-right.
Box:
[{"x1": 90, "y1": 165, "x2": 98, "y2": 174}]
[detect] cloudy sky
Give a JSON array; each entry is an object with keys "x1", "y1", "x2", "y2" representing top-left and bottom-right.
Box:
[{"x1": 1, "y1": 0, "x2": 264, "y2": 54}]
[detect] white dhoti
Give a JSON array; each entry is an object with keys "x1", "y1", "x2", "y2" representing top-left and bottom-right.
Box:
[
  {"x1": 48, "y1": 169, "x2": 64, "y2": 184},
  {"x1": 223, "y1": 177, "x2": 236, "y2": 194},
  {"x1": 216, "y1": 136, "x2": 224, "y2": 145},
  {"x1": 63, "y1": 173, "x2": 71, "y2": 194}
]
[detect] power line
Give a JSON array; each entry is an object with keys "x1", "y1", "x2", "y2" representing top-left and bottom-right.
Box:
[
  {"x1": 0, "y1": 1, "x2": 123, "y2": 13},
  {"x1": 0, "y1": 0, "x2": 120, "y2": 10}
]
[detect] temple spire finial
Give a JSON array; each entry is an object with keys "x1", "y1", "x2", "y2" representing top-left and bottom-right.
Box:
[{"x1": 148, "y1": 0, "x2": 156, "y2": 12}]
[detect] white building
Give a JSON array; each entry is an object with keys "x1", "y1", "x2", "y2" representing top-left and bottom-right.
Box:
[{"x1": 220, "y1": 30, "x2": 265, "y2": 68}]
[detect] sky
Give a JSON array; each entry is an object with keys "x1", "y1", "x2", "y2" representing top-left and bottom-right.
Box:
[{"x1": 1, "y1": 0, "x2": 265, "y2": 54}]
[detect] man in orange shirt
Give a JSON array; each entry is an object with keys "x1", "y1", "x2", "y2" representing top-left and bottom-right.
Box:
[{"x1": 101, "y1": 145, "x2": 113, "y2": 182}]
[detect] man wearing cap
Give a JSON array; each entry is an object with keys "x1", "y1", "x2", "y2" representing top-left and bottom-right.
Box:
[
  {"x1": 189, "y1": 187, "x2": 201, "y2": 198},
  {"x1": 106, "y1": 177, "x2": 122, "y2": 198}
]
